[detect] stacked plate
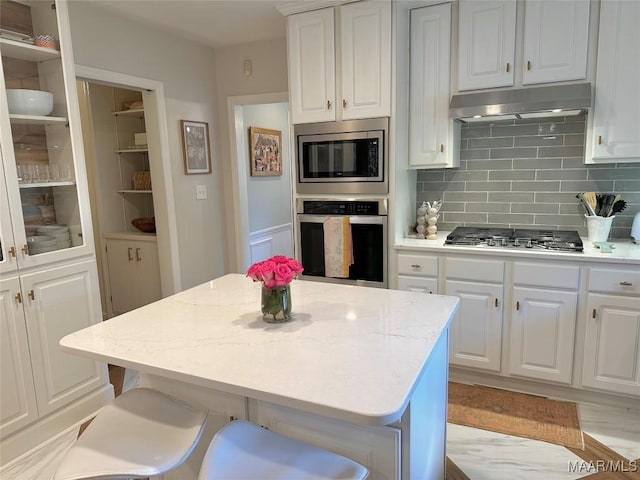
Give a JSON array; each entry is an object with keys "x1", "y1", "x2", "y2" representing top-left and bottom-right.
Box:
[
  {"x1": 36, "y1": 225, "x2": 71, "y2": 250},
  {"x1": 26, "y1": 235, "x2": 57, "y2": 254}
]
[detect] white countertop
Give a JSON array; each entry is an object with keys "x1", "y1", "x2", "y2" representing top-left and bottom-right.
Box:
[
  {"x1": 60, "y1": 273, "x2": 459, "y2": 426},
  {"x1": 396, "y1": 232, "x2": 640, "y2": 265}
]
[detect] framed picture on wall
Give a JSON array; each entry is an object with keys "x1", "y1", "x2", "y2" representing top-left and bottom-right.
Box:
[
  {"x1": 249, "y1": 126, "x2": 282, "y2": 176},
  {"x1": 180, "y1": 120, "x2": 212, "y2": 174}
]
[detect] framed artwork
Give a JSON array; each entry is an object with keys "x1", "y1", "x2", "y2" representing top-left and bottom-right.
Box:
[
  {"x1": 180, "y1": 120, "x2": 212, "y2": 174},
  {"x1": 249, "y1": 126, "x2": 282, "y2": 177}
]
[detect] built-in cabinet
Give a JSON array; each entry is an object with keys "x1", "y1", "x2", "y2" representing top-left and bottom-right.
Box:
[
  {"x1": 105, "y1": 234, "x2": 161, "y2": 315},
  {"x1": 587, "y1": 0, "x2": 640, "y2": 163},
  {"x1": 457, "y1": 0, "x2": 590, "y2": 91},
  {"x1": 395, "y1": 249, "x2": 640, "y2": 400},
  {"x1": 408, "y1": 2, "x2": 459, "y2": 169},
  {"x1": 287, "y1": 1, "x2": 391, "y2": 124},
  {"x1": 445, "y1": 258, "x2": 504, "y2": 372},
  {"x1": 0, "y1": 0, "x2": 110, "y2": 463},
  {"x1": 582, "y1": 267, "x2": 640, "y2": 397},
  {"x1": 508, "y1": 262, "x2": 578, "y2": 384}
]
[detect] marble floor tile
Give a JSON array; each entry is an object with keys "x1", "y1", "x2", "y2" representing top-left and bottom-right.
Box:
[
  {"x1": 446, "y1": 423, "x2": 584, "y2": 480},
  {"x1": 579, "y1": 403, "x2": 640, "y2": 461}
]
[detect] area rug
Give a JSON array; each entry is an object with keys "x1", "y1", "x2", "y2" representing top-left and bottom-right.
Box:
[{"x1": 448, "y1": 382, "x2": 584, "y2": 450}]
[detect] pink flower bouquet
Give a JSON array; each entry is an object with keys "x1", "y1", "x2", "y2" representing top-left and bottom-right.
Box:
[{"x1": 246, "y1": 255, "x2": 304, "y2": 289}]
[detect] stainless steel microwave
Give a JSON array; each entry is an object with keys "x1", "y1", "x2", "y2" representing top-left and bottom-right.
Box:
[{"x1": 295, "y1": 117, "x2": 389, "y2": 195}]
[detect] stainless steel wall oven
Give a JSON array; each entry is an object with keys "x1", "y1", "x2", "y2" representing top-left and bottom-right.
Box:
[
  {"x1": 296, "y1": 198, "x2": 387, "y2": 288},
  {"x1": 295, "y1": 117, "x2": 389, "y2": 195}
]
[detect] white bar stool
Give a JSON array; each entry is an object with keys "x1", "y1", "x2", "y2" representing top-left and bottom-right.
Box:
[
  {"x1": 51, "y1": 388, "x2": 208, "y2": 480},
  {"x1": 198, "y1": 420, "x2": 369, "y2": 479}
]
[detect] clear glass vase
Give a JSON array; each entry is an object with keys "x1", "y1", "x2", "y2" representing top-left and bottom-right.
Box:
[{"x1": 261, "y1": 284, "x2": 292, "y2": 323}]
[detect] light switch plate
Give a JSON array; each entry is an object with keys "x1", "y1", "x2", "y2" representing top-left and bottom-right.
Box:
[{"x1": 196, "y1": 185, "x2": 207, "y2": 200}]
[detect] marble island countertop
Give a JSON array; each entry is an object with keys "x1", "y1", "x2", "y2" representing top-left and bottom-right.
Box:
[
  {"x1": 60, "y1": 274, "x2": 460, "y2": 426},
  {"x1": 396, "y1": 232, "x2": 640, "y2": 265}
]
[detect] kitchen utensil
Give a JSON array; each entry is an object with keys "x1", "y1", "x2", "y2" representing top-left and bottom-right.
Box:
[
  {"x1": 583, "y1": 192, "x2": 597, "y2": 213},
  {"x1": 611, "y1": 199, "x2": 627, "y2": 216},
  {"x1": 6, "y1": 89, "x2": 53, "y2": 115},
  {"x1": 606, "y1": 194, "x2": 621, "y2": 217},
  {"x1": 599, "y1": 194, "x2": 615, "y2": 217},
  {"x1": 632, "y1": 212, "x2": 640, "y2": 244},
  {"x1": 576, "y1": 193, "x2": 595, "y2": 216}
]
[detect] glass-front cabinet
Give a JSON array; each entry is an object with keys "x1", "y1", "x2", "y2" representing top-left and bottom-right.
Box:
[{"x1": 0, "y1": 0, "x2": 93, "y2": 270}]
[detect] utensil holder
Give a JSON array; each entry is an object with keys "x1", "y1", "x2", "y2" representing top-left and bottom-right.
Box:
[{"x1": 585, "y1": 215, "x2": 614, "y2": 243}]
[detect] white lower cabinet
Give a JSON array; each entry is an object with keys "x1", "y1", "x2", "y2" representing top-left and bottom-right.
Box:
[
  {"x1": 0, "y1": 260, "x2": 108, "y2": 439},
  {"x1": 106, "y1": 236, "x2": 161, "y2": 315},
  {"x1": 508, "y1": 262, "x2": 579, "y2": 384},
  {"x1": 582, "y1": 266, "x2": 640, "y2": 397},
  {"x1": 445, "y1": 258, "x2": 504, "y2": 372},
  {"x1": 509, "y1": 287, "x2": 577, "y2": 384},
  {"x1": 249, "y1": 400, "x2": 401, "y2": 480},
  {"x1": 0, "y1": 277, "x2": 38, "y2": 438},
  {"x1": 396, "y1": 253, "x2": 438, "y2": 294}
]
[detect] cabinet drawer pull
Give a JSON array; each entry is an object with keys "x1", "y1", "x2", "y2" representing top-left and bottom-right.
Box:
[
  {"x1": 527, "y1": 60, "x2": 532, "y2": 70},
  {"x1": 15, "y1": 292, "x2": 22, "y2": 303},
  {"x1": 620, "y1": 281, "x2": 632, "y2": 286},
  {"x1": 592, "y1": 308, "x2": 596, "y2": 319},
  {"x1": 327, "y1": 100, "x2": 332, "y2": 110},
  {"x1": 342, "y1": 98, "x2": 347, "y2": 109},
  {"x1": 22, "y1": 244, "x2": 29, "y2": 255},
  {"x1": 28, "y1": 290, "x2": 35, "y2": 301},
  {"x1": 8, "y1": 246, "x2": 16, "y2": 257},
  {"x1": 495, "y1": 298, "x2": 499, "y2": 307},
  {"x1": 506, "y1": 62, "x2": 510, "y2": 73},
  {"x1": 410, "y1": 264, "x2": 421, "y2": 269},
  {"x1": 128, "y1": 247, "x2": 133, "y2": 261},
  {"x1": 516, "y1": 301, "x2": 520, "y2": 311},
  {"x1": 598, "y1": 135, "x2": 603, "y2": 145},
  {"x1": 136, "y1": 248, "x2": 141, "y2": 262},
  {"x1": 440, "y1": 144, "x2": 444, "y2": 153}
]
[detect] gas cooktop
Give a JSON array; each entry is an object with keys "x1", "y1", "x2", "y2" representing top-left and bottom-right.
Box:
[{"x1": 445, "y1": 227, "x2": 584, "y2": 252}]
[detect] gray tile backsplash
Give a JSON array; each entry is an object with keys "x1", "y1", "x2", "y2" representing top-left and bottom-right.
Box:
[{"x1": 416, "y1": 115, "x2": 640, "y2": 238}]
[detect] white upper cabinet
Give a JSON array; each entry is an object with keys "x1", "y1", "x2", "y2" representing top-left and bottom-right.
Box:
[
  {"x1": 457, "y1": 0, "x2": 590, "y2": 91},
  {"x1": 287, "y1": 1, "x2": 391, "y2": 124},
  {"x1": 409, "y1": 2, "x2": 459, "y2": 169},
  {"x1": 457, "y1": 0, "x2": 516, "y2": 91},
  {"x1": 340, "y1": 1, "x2": 391, "y2": 120},
  {"x1": 587, "y1": 0, "x2": 640, "y2": 164},
  {"x1": 287, "y1": 8, "x2": 336, "y2": 123},
  {"x1": 522, "y1": 0, "x2": 590, "y2": 85}
]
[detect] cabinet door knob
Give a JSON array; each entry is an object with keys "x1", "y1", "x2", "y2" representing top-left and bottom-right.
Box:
[
  {"x1": 440, "y1": 144, "x2": 444, "y2": 153},
  {"x1": 128, "y1": 248, "x2": 133, "y2": 261},
  {"x1": 28, "y1": 290, "x2": 35, "y2": 301},
  {"x1": 327, "y1": 100, "x2": 332, "y2": 110},
  {"x1": 620, "y1": 281, "x2": 633, "y2": 286},
  {"x1": 494, "y1": 298, "x2": 499, "y2": 307},
  {"x1": 598, "y1": 135, "x2": 603, "y2": 145},
  {"x1": 136, "y1": 248, "x2": 141, "y2": 262},
  {"x1": 8, "y1": 246, "x2": 16, "y2": 257},
  {"x1": 506, "y1": 62, "x2": 510, "y2": 73},
  {"x1": 527, "y1": 60, "x2": 532, "y2": 70},
  {"x1": 592, "y1": 308, "x2": 597, "y2": 319},
  {"x1": 15, "y1": 292, "x2": 22, "y2": 303},
  {"x1": 22, "y1": 244, "x2": 29, "y2": 255},
  {"x1": 516, "y1": 301, "x2": 520, "y2": 311},
  {"x1": 342, "y1": 98, "x2": 347, "y2": 109}
]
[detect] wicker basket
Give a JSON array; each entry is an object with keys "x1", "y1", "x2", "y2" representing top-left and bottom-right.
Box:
[{"x1": 132, "y1": 171, "x2": 151, "y2": 190}]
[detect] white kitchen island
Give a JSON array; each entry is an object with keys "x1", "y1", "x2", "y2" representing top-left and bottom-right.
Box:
[{"x1": 60, "y1": 273, "x2": 459, "y2": 479}]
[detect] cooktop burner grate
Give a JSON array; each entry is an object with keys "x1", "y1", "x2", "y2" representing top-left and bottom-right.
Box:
[{"x1": 445, "y1": 227, "x2": 583, "y2": 252}]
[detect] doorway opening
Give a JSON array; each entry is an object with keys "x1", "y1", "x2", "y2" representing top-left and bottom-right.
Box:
[
  {"x1": 75, "y1": 66, "x2": 180, "y2": 318},
  {"x1": 227, "y1": 93, "x2": 293, "y2": 272}
]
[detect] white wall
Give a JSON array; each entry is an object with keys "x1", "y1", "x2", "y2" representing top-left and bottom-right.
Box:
[
  {"x1": 214, "y1": 38, "x2": 289, "y2": 271},
  {"x1": 242, "y1": 102, "x2": 291, "y2": 232},
  {"x1": 67, "y1": 2, "x2": 225, "y2": 289}
]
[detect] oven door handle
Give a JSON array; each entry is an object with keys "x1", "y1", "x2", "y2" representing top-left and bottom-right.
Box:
[{"x1": 297, "y1": 215, "x2": 386, "y2": 225}]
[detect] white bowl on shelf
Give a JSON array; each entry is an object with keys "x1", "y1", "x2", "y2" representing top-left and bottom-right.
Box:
[{"x1": 6, "y1": 89, "x2": 54, "y2": 116}]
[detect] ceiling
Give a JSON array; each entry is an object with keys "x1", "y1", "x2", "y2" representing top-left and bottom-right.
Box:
[{"x1": 85, "y1": 0, "x2": 290, "y2": 49}]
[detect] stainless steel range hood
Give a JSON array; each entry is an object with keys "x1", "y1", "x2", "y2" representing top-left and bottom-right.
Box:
[{"x1": 449, "y1": 83, "x2": 592, "y2": 122}]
